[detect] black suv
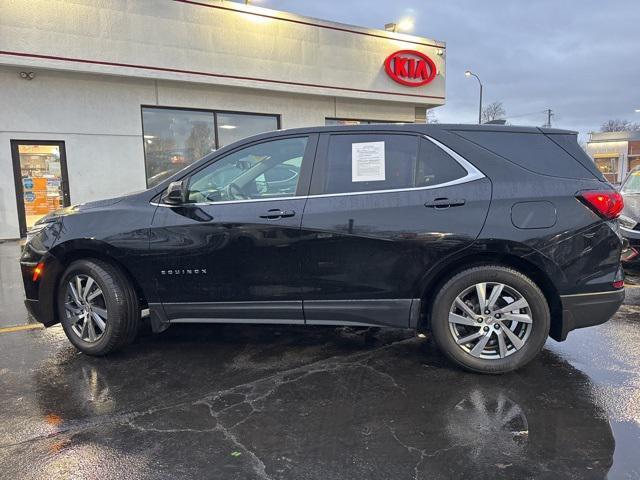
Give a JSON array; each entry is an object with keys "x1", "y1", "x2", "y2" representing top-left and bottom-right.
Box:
[{"x1": 21, "y1": 124, "x2": 625, "y2": 373}]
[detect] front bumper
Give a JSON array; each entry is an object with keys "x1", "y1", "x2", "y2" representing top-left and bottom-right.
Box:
[
  {"x1": 20, "y1": 255, "x2": 64, "y2": 327},
  {"x1": 556, "y1": 289, "x2": 625, "y2": 340},
  {"x1": 621, "y1": 226, "x2": 640, "y2": 269},
  {"x1": 24, "y1": 298, "x2": 52, "y2": 326}
]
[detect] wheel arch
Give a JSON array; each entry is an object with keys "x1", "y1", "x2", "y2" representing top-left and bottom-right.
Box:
[
  {"x1": 417, "y1": 243, "x2": 563, "y2": 341},
  {"x1": 48, "y1": 239, "x2": 149, "y2": 322}
]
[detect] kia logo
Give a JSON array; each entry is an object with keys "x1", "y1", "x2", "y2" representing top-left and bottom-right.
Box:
[{"x1": 384, "y1": 50, "x2": 437, "y2": 87}]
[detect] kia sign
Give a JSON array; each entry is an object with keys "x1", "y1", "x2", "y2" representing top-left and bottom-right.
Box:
[{"x1": 384, "y1": 50, "x2": 437, "y2": 87}]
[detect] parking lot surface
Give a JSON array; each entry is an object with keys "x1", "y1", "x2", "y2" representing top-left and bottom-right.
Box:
[{"x1": 1, "y1": 240, "x2": 639, "y2": 479}]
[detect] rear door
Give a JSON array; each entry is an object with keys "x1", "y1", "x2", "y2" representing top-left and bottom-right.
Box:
[{"x1": 299, "y1": 131, "x2": 492, "y2": 327}]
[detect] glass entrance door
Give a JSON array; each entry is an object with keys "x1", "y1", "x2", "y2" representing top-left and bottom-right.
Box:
[{"x1": 11, "y1": 141, "x2": 70, "y2": 237}]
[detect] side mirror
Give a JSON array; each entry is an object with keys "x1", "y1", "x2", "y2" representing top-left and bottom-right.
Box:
[{"x1": 162, "y1": 180, "x2": 186, "y2": 205}]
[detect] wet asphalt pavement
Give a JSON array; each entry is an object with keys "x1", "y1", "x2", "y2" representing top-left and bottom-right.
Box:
[{"x1": 1, "y1": 241, "x2": 639, "y2": 479}]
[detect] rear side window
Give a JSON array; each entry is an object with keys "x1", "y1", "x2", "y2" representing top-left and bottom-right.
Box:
[
  {"x1": 453, "y1": 130, "x2": 596, "y2": 179},
  {"x1": 319, "y1": 134, "x2": 468, "y2": 194},
  {"x1": 323, "y1": 134, "x2": 419, "y2": 194}
]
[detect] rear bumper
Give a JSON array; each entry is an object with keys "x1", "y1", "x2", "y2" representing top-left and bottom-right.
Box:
[{"x1": 556, "y1": 289, "x2": 625, "y2": 340}]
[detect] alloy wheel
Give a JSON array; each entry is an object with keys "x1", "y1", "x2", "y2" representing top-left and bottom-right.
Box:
[
  {"x1": 448, "y1": 282, "x2": 533, "y2": 359},
  {"x1": 64, "y1": 274, "x2": 108, "y2": 343}
]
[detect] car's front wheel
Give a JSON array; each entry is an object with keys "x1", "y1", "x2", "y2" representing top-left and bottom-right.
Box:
[
  {"x1": 57, "y1": 259, "x2": 139, "y2": 355},
  {"x1": 430, "y1": 265, "x2": 550, "y2": 374}
]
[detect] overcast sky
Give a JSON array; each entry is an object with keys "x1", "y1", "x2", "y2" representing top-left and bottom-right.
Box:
[{"x1": 263, "y1": 0, "x2": 639, "y2": 138}]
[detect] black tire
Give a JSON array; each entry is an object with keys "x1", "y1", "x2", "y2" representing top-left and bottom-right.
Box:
[
  {"x1": 57, "y1": 259, "x2": 139, "y2": 355},
  {"x1": 429, "y1": 265, "x2": 550, "y2": 374}
]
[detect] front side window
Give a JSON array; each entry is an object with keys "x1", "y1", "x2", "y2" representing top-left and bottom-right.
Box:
[
  {"x1": 186, "y1": 137, "x2": 308, "y2": 203},
  {"x1": 320, "y1": 134, "x2": 467, "y2": 195}
]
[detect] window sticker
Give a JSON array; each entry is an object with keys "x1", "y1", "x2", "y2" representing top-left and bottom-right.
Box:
[{"x1": 352, "y1": 141, "x2": 385, "y2": 182}]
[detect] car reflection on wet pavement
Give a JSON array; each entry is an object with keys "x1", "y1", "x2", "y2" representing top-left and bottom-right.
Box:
[{"x1": 0, "y1": 241, "x2": 639, "y2": 479}]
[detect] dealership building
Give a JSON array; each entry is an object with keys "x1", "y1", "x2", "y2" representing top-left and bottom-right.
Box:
[
  {"x1": 0, "y1": 0, "x2": 446, "y2": 239},
  {"x1": 586, "y1": 131, "x2": 640, "y2": 184}
]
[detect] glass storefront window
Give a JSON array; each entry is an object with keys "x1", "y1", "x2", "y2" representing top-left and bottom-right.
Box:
[
  {"x1": 142, "y1": 108, "x2": 215, "y2": 187},
  {"x1": 594, "y1": 157, "x2": 619, "y2": 184},
  {"x1": 217, "y1": 113, "x2": 278, "y2": 148},
  {"x1": 142, "y1": 108, "x2": 279, "y2": 187}
]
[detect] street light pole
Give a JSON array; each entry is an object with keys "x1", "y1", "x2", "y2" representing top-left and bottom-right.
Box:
[{"x1": 465, "y1": 70, "x2": 483, "y2": 124}]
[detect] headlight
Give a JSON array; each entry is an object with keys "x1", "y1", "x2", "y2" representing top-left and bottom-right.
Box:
[
  {"x1": 619, "y1": 214, "x2": 638, "y2": 230},
  {"x1": 25, "y1": 221, "x2": 55, "y2": 243}
]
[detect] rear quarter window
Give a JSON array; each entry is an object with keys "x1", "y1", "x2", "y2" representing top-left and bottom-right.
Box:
[
  {"x1": 546, "y1": 133, "x2": 606, "y2": 181},
  {"x1": 416, "y1": 138, "x2": 467, "y2": 187},
  {"x1": 453, "y1": 130, "x2": 596, "y2": 179}
]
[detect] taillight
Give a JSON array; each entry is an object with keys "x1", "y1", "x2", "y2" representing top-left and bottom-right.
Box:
[{"x1": 577, "y1": 190, "x2": 624, "y2": 220}]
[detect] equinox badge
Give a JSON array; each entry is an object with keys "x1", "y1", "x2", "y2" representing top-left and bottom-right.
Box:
[{"x1": 161, "y1": 269, "x2": 207, "y2": 275}]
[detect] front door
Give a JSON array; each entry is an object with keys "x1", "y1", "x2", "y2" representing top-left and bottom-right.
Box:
[
  {"x1": 11, "y1": 140, "x2": 70, "y2": 237},
  {"x1": 299, "y1": 132, "x2": 492, "y2": 327},
  {"x1": 149, "y1": 135, "x2": 316, "y2": 324}
]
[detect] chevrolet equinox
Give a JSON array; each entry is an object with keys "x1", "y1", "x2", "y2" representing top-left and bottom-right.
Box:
[{"x1": 20, "y1": 124, "x2": 626, "y2": 373}]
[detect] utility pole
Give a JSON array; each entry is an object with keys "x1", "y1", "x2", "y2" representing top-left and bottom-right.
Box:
[{"x1": 545, "y1": 109, "x2": 553, "y2": 128}]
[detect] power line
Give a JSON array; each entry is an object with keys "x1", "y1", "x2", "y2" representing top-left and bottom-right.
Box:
[
  {"x1": 503, "y1": 109, "x2": 549, "y2": 120},
  {"x1": 501, "y1": 108, "x2": 554, "y2": 127}
]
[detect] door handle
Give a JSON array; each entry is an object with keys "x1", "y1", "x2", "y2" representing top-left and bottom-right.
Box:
[
  {"x1": 424, "y1": 198, "x2": 466, "y2": 209},
  {"x1": 259, "y1": 209, "x2": 296, "y2": 219}
]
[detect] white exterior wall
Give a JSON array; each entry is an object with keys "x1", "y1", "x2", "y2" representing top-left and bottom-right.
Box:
[
  {"x1": 0, "y1": 68, "x2": 153, "y2": 238},
  {"x1": 0, "y1": 0, "x2": 445, "y2": 103},
  {"x1": 0, "y1": 0, "x2": 446, "y2": 238}
]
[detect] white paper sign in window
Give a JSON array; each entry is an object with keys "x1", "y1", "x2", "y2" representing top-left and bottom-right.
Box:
[{"x1": 352, "y1": 141, "x2": 385, "y2": 182}]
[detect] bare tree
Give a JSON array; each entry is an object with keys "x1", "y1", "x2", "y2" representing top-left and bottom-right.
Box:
[
  {"x1": 600, "y1": 119, "x2": 640, "y2": 132},
  {"x1": 482, "y1": 101, "x2": 506, "y2": 124}
]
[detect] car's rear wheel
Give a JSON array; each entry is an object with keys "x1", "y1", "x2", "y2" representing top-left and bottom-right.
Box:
[
  {"x1": 58, "y1": 259, "x2": 139, "y2": 355},
  {"x1": 430, "y1": 266, "x2": 550, "y2": 374}
]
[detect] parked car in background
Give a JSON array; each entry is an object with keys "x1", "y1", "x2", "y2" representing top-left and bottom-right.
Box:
[
  {"x1": 620, "y1": 166, "x2": 640, "y2": 270},
  {"x1": 20, "y1": 124, "x2": 625, "y2": 374}
]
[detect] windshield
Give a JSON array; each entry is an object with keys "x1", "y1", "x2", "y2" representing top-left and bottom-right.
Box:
[{"x1": 621, "y1": 167, "x2": 640, "y2": 194}]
